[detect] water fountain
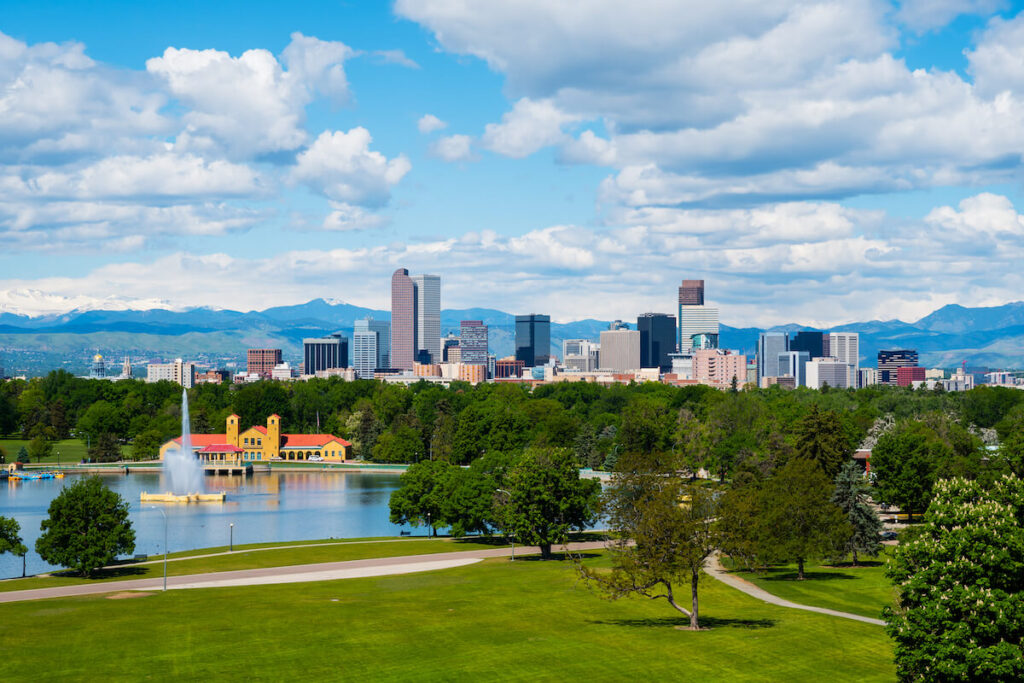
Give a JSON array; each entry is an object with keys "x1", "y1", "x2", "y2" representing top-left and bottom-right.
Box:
[{"x1": 141, "y1": 389, "x2": 225, "y2": 503}]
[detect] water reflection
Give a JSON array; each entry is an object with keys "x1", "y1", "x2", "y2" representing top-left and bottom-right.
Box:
[{"x1": 0, "y1": 471, "x2": 404, "y2": 578}]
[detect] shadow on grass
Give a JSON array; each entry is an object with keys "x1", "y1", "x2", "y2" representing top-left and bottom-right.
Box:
[
  {"x1": 758, "y1": 571, "x2": 856, "y2": 582},
  {"x1": 823, "y1": 560, "x2": 884, "y2": 569},
  {"x1": 50, "y1": 566, "x2": 149, "y2": 581},
  {"x1": 590, "y1": 615, "x2": 776, "y2": 630},
  {"x1": 515, "y1": 552, "x2": 603, "y2": 562}
]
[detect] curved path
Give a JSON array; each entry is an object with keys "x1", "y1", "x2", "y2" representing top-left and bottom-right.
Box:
[
  {"x1": 0, "y1": 541, "x2": 606, "y2": 604},
  {"x1": 703, "y1": 553, "x2": 886, "y2": 626}
]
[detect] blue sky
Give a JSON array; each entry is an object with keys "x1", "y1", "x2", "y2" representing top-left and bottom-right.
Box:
[{"x1": 2, "y1": 0, "x2": 1024, "y2": 326}]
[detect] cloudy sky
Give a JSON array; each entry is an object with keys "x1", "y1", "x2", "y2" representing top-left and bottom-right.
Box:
[{"x1": 3, "y1": 0, "x2": 1024, "y2": 326}]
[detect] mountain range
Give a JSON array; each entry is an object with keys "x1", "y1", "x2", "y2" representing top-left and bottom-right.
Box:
[{"x1": 2, "y1": 299, "x2": 1024, "y2": 376}]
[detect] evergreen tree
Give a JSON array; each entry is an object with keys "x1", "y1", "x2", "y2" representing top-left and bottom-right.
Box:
[
  {"x1": 573, "y1": 422, "x2": 596, "y2": 468},
  {"x1": 792, "y1": 405, "x2": 852, "y2": 479},
  {"x1": 16, "y1": 446, "x2": 29, "y2": 464},
  {"x1": 88, "y1": 432, "x2": 121, "y2": 462},
  {"x1": 831, "y1": 461, "x2": 882, "y2": 565}
]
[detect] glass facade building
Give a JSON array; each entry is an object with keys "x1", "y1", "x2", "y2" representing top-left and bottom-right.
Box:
[
  {"x1": 303, "y1": 334, "x2": 348, "y2": 374},
  {"x1": 637, "y1": 312, "x2": 676, "y2": 371},
  {"x1": 515, "y1": 314, "x2": 551, "y2": 366}
]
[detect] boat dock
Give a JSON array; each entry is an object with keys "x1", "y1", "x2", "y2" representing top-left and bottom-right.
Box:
[{"x1": 202, "y1": 463, "x2": 253, "y2": 476}]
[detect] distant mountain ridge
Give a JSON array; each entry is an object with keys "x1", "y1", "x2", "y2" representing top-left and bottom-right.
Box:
[{"x1": 2, "y1": 299, "x2": 1024, "y2": 376}]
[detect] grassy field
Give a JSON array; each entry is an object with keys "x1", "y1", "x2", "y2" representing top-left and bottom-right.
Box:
[
  {"x1": 0, "y1": 437, "x2": 130, "y2": 464},
  {"x1": 727, "y1": 552, "x2": 897, "y2": 620},
  {"x1": 0, "y1": 553, "x2": 895, "y2": 681},
  {"x1": 0, "y1": 536, "x2": 509, "y2": 592}
]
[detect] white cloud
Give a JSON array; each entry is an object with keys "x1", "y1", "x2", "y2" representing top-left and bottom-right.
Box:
[
  {"x1": 417, "y1": 114, "x2": 447, "y2": 133},
  {"x1": 967, "y1": 14, "x2": 1024, "y2": 97},
  {"x1": 321, "y1": 202, "x2": 389, "y2": 231},
  {"x1": 370, "y1": 49, "x2": 420, "y2": 69},
  {"x1": 290, "y1": 128, "x2": 411, "y2": 206},
  {"x1": 280, "y1": 32, "x2": 355, "y2": 105},
  {"x1": 481, "y1": 98, "x2": 579, "y2": 157},
  {"x1": 430, "y1": 134, "x2": 475, "y2": 162}
]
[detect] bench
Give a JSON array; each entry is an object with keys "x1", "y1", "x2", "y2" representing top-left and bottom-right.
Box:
[{"x1": 133, "y1": 554, "x2": 148, "y2": 562}]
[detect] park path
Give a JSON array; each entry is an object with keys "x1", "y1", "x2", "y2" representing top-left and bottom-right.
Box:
[
  {"x1": 702, "y1": 553, "x2": 886, "y2": 626},
  {"x1": 0, "y1": 541, "x2": 607, "y2": 604}
]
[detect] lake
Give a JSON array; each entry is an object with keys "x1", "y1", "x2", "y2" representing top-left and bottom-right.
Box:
[{"x1": 0, "y1": 471, "x2": 405, "y2": 578}]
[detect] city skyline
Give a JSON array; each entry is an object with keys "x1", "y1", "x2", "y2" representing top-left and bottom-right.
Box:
[{"x1": 4, "y1": 3, "x2": 1024, "y2": 327}]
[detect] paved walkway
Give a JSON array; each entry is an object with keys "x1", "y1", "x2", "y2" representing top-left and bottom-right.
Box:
[
  {"x1": 703, "y1": 553, "x2": 886, "y2": 626},
  {"x1": 0, "y1": 542, "x2": 607, "y2": 604}
]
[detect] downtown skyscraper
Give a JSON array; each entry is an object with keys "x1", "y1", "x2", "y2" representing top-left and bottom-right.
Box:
[
  {"x1": 391, "y1": 268, "x2": 441, "y2": 370},
  {"x1": 677, "y1": 279, "x2": 719, "y2": 353}
]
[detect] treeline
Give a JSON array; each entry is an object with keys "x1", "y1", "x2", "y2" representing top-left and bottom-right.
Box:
[{"x1": 2, "y1": 371, "x2": 1024, "y2": 476}]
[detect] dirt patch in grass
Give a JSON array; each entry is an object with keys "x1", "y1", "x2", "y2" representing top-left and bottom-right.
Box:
[{"x1": 105, "y1": 592, "x2": 153, "y2": 600}]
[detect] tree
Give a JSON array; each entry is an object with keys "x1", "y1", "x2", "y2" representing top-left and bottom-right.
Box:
[
  {"x1": 871, "y1": 421, "x2": 952, "y2": 521},
  {"x1": 760, "y1": 458, "x2": 851, "y2": 579},
  {"x1": 35, "y1": 477, "x2": 135, "y2": 577},
  {"x1": 372, "y1": 425, "x2": 423, "y2": 463},
  {"x1": 505, "y1": 449, "x2": 600, "y2": 559},
  {"x1": 16, "y1": 446, "x2": 29, "y2": 464},
  {"x1": 0, "y1": 516, "x2": 28, "y2": 578},
  {"x1": 27, "y1": 435, "x2": 53, "y2": 463},
  {"x1": 88, "y1": 432, "x2": 121, "y2": 462},
  {"x1": 388, "y1": 460, "x2": 455, "y2": 536},
  {"x1": 131, "y1": 429, "x2": 164, "y2": 461},
  {"x1": 885, "y1": 476, "x2": 1024, "y2": 681},
  {"x1": 581, "y1": 450, "x2": 717, "y2": 630},
  {"x1": 573, "y1": 422, "x2": 597, "y2": 468},
  {"x1": 831, "y1": 461, "x2": 881, "y2": 565},
  {"x1": 792, "y1": 405, "x2": 852, "y2": 479},
  {"x1": 716, "y1": 476, "x2": 770, "y2": 571}
]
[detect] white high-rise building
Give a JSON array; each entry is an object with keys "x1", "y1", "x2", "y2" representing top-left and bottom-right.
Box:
[
  {"x1": 678, "y1": 306, "x2": 719, "y2": 354},
  {"x1": 411, "y1": 274, "x2": 441, "y2": 364},
  {"x1": 828, "y1": 332, "x2": 859, "y2": 387},
  {"x1": 562, "y1": 339, "x2": 600, "y2": 371},
  {"x1": 354, "y1": 318, "x2": 391, "y2": 378},
  {"x1": 599, "y1": 330, "x2": 641, "y2": 372},
  {"x1": 146, "y1": 358, "x2": 196, "y2": 388},
  {"x1": 858, "y1": 368, "x2": 878, "y2": 388},
  {"x1": 806, "y1": 357, "x2": 849, "y2": 389}
]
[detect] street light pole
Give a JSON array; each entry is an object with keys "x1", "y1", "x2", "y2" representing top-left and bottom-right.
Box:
[
  {"x1": 148, "y1": 507, "x2": 168, "y2": 591},
  {"x1": 230, "y1": 523, "x2": 234, "y2": 552},
  {"x1": 495, "y1": 488, "x2": 514, "y2": 561}
]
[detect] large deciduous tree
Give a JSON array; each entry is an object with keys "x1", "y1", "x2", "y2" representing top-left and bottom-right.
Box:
[
  {"x1": 871, "y1": 421, "x2": 952, "y2": 521},
  {"x1": 35, "y1": 477, "x2": 135, "y2": 577},
  {"x1": 0, "y1": 516, "x2": 28, "y2": 578},
  {"x1": 388, "y1": 459, "x2": 455, "y2": 536},
  {"x1": 831, "y1": 461, "x2": 882, "y2": 565},
  {"x1": 885, "y1": 476, "x2": 1024, "y2": 681},
  {"x1": 581, "y1": 450, "x2": 717, "y2": 630},
  {"x1": 506, "y1": 449, "x2": 599, "y2": 559},
  {"x1": 759, "y1": 458, "x2": 851, "y2": 579}
]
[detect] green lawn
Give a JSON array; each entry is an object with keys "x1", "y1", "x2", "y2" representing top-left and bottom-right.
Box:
[
  {"x1": 0, "y1": 437, "x2": 131, "y2": 464},
  {"x1": 0, "y1": 553, "x2": 895, "y2": 681},
  {"x1": 727, "y1": 552, "x2": 898, "y2": 620},
  {"x1": 0, "y1": 536, "x2": 507, "y2": 592}
]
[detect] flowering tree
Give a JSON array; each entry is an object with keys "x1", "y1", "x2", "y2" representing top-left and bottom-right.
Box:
[{"x1": 885, "y1": 475, "x2": 1024, "y2": 681}]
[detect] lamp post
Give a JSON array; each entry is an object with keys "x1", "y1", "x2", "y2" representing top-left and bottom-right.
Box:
[
  {"x1": 495, "y1": 488, "x2": 514, "y2": 561},
  {"x1": 229, "y1": 523, "x2": 234, "y2": 552},
  {"x1": 148, "y1": 507, "x2": 168, "y2": 592}
]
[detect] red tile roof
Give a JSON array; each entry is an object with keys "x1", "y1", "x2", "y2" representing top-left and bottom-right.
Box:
[
  {"x1": 251, "y1": 426, "x2": 268, "y2": 434},
  {"x1": 280, "y1": 434, "x2": 352, "y2": 448},
  {"x1": 198, "y1": 444, "x2": 244, "y2": 453}
]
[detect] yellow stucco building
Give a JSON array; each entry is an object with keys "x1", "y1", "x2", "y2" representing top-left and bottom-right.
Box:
[{"x1": 160, "y1": 414, "x2": 352, "y2": 462}]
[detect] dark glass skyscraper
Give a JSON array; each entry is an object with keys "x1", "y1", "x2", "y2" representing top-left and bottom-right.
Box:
[
  {"x1": 515, "y1": 314, "x2": 550, "y2": 366},
  {"x1": 878, "y1": 349, "x2": 919, "y2": 385},
  {"x1": 637, "y1": 312, "x2": 676, "y2": 371},
  {"x1": 790, "y1": 331, "x2": 824, "y2": 359},
  {"x1": 303, "y1": 333, "x2": 348, "y2": 373}
]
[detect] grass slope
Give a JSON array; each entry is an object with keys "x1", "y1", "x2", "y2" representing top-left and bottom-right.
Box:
[
  {"x1": 729, "y1": 553, "x2": 897, "y2": 620},
  {"x1": 1, "y1": 554, "x2": 894, "y2": 681},
  {"x1": 0, "y1": 438, "x2": 129, "y2": 463}
]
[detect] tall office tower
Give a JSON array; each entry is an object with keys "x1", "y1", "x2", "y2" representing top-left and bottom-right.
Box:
[
  {"x1": 637, "y1": 312, "x2": 677, "y2": 371},
  {"x1": 442, "y1": 333, "x2": 460, "y2": 362},
  {"x1": 828, "y1": 332, "x2": 859, "y2": 386},
  {"x1": 599, "y1": 329, "x2": 641, "y2": 372},
  {"x1": 806, "y1": 357, "x2": 850, "y2": 389},
  {"x1": 303, "y1": 333, "x2": 348, "y2": 374},
  {"x1": 790, "y1": 331, "x2": 824, "y2": 359},
  {"x1": 515, "y1": 314, "x2": 551, "y2": 366},
  {"x1": 411, "y1": 274, "x2": 441, "y2": 364},
  {"x1": 460, "y1": 320, "x2": 489, "y2": 365},
  {"x1": 777, "y1": 350, "x2": 810, "y2": 386},
  {"x1": 677, "y1": 279, "x2": 718, "y2": 353},
  {"x1": 353, "y1": 318, "x2": 391, "y2": 378},
  {"x1": 247, "y1": 348, "x2": 282, "y2": 378},
  {"x1": 877, "y1": 349, "x2": 919, "y2": 385},
  {"x1": 757, "y1": 332, "x2": 789, "y2": 385},
  {"x1": 391, "y1": 268, "x2": 416, "y2": 371}
]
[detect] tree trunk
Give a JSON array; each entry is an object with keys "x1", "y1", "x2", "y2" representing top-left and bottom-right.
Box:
[
  {"x1": 22, "y1": 554, "x2": 26, "y2": 578},
  {"x1": 852, "y1": 549, "x2": 858, "y2": 567},
  {"x1": 540, "y1": 543, "x2": 552, "y2": 560},
  {"x1": 690, "y1": 568, "x2": 700, "y2": 630},
  {"x1": 797, "y1": 557, "x2": 805, "y2": 580}
]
